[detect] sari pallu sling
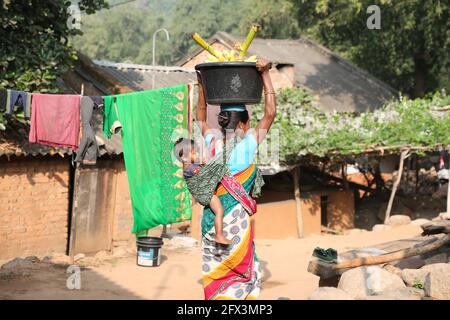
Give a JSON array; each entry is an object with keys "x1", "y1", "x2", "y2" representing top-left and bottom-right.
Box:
[{"x1": 185, "y1": 136, "x2": 263, "y2": 215}]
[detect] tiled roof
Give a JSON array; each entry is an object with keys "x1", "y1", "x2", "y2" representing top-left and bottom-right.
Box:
[
  {"x1": 0, "y1": 60, "x2": 196, "y2": 157},
  {"x1": 179, "y1": 32, "x2": 397, "y2": 112},
  {"x1": 93, "y1": 60, "x2": 196, "y2": 91},
  {"x1": 0, "y1": 117, "x2": 72, "y2": 157}
]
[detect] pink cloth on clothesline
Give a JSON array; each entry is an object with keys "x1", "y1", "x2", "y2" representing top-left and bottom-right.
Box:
[{"x1": 29, "y1": 93, "x2": 81, "y2": 150}]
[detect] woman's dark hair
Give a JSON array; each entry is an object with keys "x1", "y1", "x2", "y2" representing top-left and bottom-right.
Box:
[{"x1": 218, "y1": 110, "x2": 249, "y2": 134}]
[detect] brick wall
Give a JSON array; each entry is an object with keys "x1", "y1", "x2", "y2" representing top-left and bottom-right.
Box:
[{"x1": 0, "y1": 157, "x2": 70, "y2": 260}]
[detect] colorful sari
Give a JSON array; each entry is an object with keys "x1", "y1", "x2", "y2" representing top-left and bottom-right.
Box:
[{"x1": 201, "y1": 163, "x2": 263, "y2": 300}]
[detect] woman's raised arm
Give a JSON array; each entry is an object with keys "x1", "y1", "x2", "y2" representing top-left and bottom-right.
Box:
[
  {"x1": 196, "y1": 72, "x2": 209, "y2": 137},
  {"x1": 254, "y1": 58, "x2": 276, "y2": 143}
]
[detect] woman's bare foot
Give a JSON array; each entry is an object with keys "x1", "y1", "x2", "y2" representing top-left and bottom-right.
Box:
[{"x1": 215, "y1": 234, "x2": 232, "y2": 245}]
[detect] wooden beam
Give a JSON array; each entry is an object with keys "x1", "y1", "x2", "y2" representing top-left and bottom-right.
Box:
[
  {"x1": 447, "y1": 151, "x2": 450, "y2": 214},
  {"x1": 422, "y1": 221, "x2": 450, "y2": 235},
  {"x1": 293, "y1": 166, "x2": 304, "y2": 238},
  {"x1": 68, "y1": 163, "x2": 80, "y2": 264},
  {"x1": 308, "y1": 235, "x2": 450, "y2": 277},
  {"x1": 332, "y1": 234, "x2": 449, "y2": 269},
  {"x1": 304, "y1": 167, "x2": 374, "y2": 192},
  {"x1": 384, "y1": 149, "x2": 410, "y2": 223},
  {"x1": 341, "y1": 163, "x2": 349, "y2": 190}
]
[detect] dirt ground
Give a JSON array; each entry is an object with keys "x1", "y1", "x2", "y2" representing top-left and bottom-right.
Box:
[{"x1": 0, "y1": 224, "x2": 424, "y2": 300}]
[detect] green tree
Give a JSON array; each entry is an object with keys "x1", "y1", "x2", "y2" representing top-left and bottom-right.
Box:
[
  {"x1": 71, "y1": 0, "x2": 299, "y2": 66},
  {"x1": 0, "y1": 0, "x2": 108, "y2": 92},
  {"x1": 290, "y1": 0, "x2": 450, "y2": 97},
  {"x1": 238, "y1": 0, "x2": 300, "y2": 39}
]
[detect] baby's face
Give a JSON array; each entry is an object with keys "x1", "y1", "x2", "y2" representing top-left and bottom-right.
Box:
[{"x1": 189, "y1": 145, "x2": 204, "y2": 163}]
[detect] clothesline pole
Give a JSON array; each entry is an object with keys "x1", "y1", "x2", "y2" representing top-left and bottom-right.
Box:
[
  {"x1": 384, "y1": 149, "x2": 410, "y2": 223},
  {"x1": 293, "y1": 166, "x2": 304, "y2": 238},
  {"x1": 68, "y1": 83, "x2": 84, "y2": 263},
  {"x1": 68, "y1": 163, "x2": 81, "y2": 262},
  {"x1": 152, "y1": 28, "x2": 170, "y2": 89},
  {"x1": 447, "y1": 150, "x2": 450, "y2": 214}
]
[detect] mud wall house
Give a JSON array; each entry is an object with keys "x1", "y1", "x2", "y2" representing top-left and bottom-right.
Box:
[
  {"x1": 0, "y1": 54, "x2": 197, "y2": 261},
  {"x1": 0, "y1": 127, "x2": 71, "y2": 261}
]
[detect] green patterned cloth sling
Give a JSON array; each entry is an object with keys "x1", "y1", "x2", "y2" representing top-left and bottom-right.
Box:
[{"x1": 186, "y1": 136, "x2": 264, "y2": 207}]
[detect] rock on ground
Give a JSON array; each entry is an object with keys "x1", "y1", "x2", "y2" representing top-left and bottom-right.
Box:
[
  {"x1": 401, "y1": 263, "x2": 450, "y2": 289},
  {"x1": 167, "y1": 236, "x2": 199, "y2": 249},
  {"x1": 411, "y1": 218, "x2": 431, "y2": 226},
  {"x1": 372, "y1": 224, "x2": 392, "y2": 232},
  {"x1": 383, "y1": 264, "x2": 402, "y2": 277},
  {"x1": 432, "y1": 212, "x2": 450, "y2": 221},
  {"x1": 378, "y1": 201, "x2": 413, "y2": 222},
  {"x1": 401, "y1": 269, "x2": 428, "y2": 287},
  {"x1": 392, "y1": 256, "x2": 425, "y2": 270},
  {"x1": 309, "y1": 287, "x2": 353, "y2": 300},
  {"x1": 346, "y1": 229, "x2": 368, "y2": 235},
  {"x1": 386, "y1": 215, "x2": 411, "y2": 227},
  {"x1": 338, "y1": 266, "x2": 406, "y2": 299},
  {"x1": 112, "y1": 247, "x2": 129, "y2": 258},
  {"x1": 367, "y1": 287, "x2": 424, "y2": 300},
  {"x1": 44, "y1": 254, "x2": 72, "y2": 265},
  {"x1": 423, "y1": 252, "x2": 448, "y2": 265},
  {"x1": 1, "y1": 257, "x2": 34, "y2": 270},
  {"x1": 74, "y1": 253, "x2": 85, "y2": 262},
  {"x1": 423, "y1": 263, "x2": 450, "y2": 300},
  {"x1": 94, "y1": 250, "x2": 112, "y2": 260}
]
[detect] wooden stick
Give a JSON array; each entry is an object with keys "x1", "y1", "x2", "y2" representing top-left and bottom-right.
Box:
[
  {"x1": 432, "y1": 105, "x2": 450, "y2": 111},
  {"x1": 447, "y1": 151, "x2": 450, "y2": 214},
  {"x1": 293, "y1": 166, "x2": 304, "y2": 238},
  {"x1": 415, "y1": 155, "x2": 420, "y2": 194},
  {"x1": 405, "y1": 155, "x2": 411, "y2": 194},
  {"x1": 384, "y1": 149, "x2": 409, "y2": 223},
  {"x1": 332, "y1": 234, "x2": 449, "y2": 269},
  {"x1": 341, "y1": 163, "x2": 349, "y2": 190}
]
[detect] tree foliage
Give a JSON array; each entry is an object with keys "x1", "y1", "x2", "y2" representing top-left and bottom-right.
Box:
[
  {"x1": 71, "y1": 0, "x2": 300, "y2": 65},
  {"x1": 252, "y1": 88, "x2": 450, "y2": 164},
  {"x1": 290, "y1": 0, "x2": 450, "y2": 97},
  {"x1": 0, "y1": 0, "x2": 108, "y2": 92}
]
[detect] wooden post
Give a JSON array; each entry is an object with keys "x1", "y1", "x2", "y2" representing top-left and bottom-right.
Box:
[
  {"x1": 68, "y1": 163, "x2": 80, "y2": 263},
  {"x1": 384, "y1": 149, "x2": 410, "y2": 224},
  {"x1": 447, "y1": 150, "x2": 450, "y2": 214},
  {"x1": 415, "y1": 155, "x2": 420, "y2": 194},
  {"x1": 68, "y1": 83, "x2": 84, "y2": 263},
  {"x1": 341, "y1": 163, "x2": 349, "y2": 190},
  {"x1": 293, "y1": 166, "x2": 304, "y2": 238},
  {"x1": 405, "y1": 156, "x2": 411, "y2": 194}
]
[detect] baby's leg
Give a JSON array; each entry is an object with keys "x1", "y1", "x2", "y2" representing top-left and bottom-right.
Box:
[{"x1": 209, "y1": 195, "x2": 232, "y2": 245}]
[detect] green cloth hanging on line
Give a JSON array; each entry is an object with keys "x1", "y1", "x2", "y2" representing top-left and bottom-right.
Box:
[{"x1": 103, "y1": 85, "x2": 192, "y2": 234}]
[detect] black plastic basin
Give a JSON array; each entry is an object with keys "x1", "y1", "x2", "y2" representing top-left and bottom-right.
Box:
[{"x1": 195, "y1": 62, "x2": 263, "y2": 105}]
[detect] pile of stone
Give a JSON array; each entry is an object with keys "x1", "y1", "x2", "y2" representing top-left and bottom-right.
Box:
[
  {"x1": 370, "y1": 212, "x2": 450, "y2": 232},
  {"x1": 311, "y1": 214, "x2": 450, "y2": 300},
  {"x1": 309, "y1": 262, "x2": 450, "y2": 300}
]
